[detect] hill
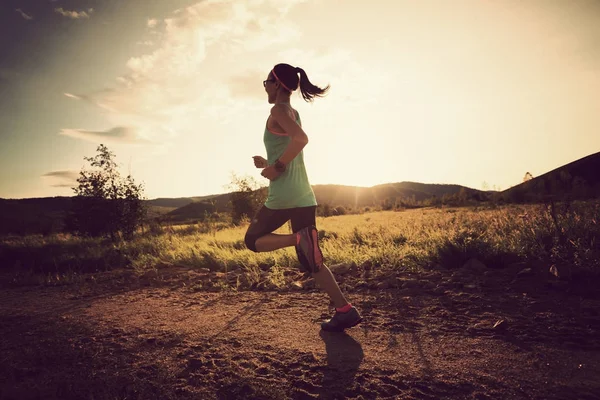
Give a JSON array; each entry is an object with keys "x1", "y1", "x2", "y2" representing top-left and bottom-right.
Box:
[
  {"x1": 159, "y1": 182, "x2": 483, "y2": 224},
  {"x1": 501, "y1": 151, "x2": 600, "y2": 202},
  {"x1": 146, "y1": 193, "x2": 227, "y2": 209},
  {"x1": 312, "y1": 182, "x2": 481, "y2": 208},
  {"x1": 0, "y1": 183, "x2": 482, "y2": 232},
  {"x1": 2, "y1": 150, "x2": 598, "y2": 233},
  {"x1": 0, "y1": 197, "x2": 72, "y2": 235}
]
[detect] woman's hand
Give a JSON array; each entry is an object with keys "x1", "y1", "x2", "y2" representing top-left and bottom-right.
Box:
[
  {"x1": 252, "y1": 156, "x2": 268, "y2": 168},
  {"x1": 261, "y1": 165, "x2": 281, "y2": 181}
]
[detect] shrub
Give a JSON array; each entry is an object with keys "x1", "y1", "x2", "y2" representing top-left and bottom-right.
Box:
[
  {"x1": 67, "y1": 145, "x2": 146, "y2": 241},
  {"x1": 226, "y1": 174, "x2": 266, "y2": 225}
]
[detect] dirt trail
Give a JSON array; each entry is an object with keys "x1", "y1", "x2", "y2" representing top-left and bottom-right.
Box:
[{"x1": 1, "y1": 267, "x2": 600, "y2": 400}]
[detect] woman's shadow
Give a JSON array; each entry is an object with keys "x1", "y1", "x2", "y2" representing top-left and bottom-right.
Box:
[{"x1": 318, "y1": 330, "x2": 364, "y2": 399}]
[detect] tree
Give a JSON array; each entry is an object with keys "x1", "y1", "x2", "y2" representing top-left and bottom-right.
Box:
[
  {"x1": 457, "y1": 187, "x2": 469, "y2": 204},
  {"x1": 67, "y1": 144, "x2": 146, "y2": 240},
  {"x1": 317, "y1": 203, "x2": 333, "y2": 217},
  {"x1": 226, "y1": 174, "x2": 266, "y2": 225}
]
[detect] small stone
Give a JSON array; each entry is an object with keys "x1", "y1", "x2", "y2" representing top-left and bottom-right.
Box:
[
  {"x1": 291, "y1": 281, "x2": 303, "y2": 290},
  {"x1": 517, "y1": 268, "x2": 534, "y2": 277},
  {"x1": 549, "y1": 264, "x2": 572, "y2": 280},
  {"x1": 329, "y1": 263, "x2": 352, "y2": 275},
  {"x1": 492, "y1": 319, "x2": 507, "y2": 331}
]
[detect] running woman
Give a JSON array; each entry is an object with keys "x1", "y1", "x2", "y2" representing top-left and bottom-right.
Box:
[{"x1": 244, "y1": 63, "x2": 362, "y2": 332}]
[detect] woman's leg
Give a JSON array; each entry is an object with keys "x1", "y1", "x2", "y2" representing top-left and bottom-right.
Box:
[
  {"x1": 291, "y1": 207, "x2": 348, "y2": 308},
  {"x1": 244, "y1": 206, "x2": 293, "y2": 252},
  {"x1": 255, "y1": 233, "x2": 296, "y2": 252}
]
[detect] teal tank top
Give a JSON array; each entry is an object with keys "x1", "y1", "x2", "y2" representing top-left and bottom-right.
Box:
[{"x1": 263, "y1": 109, "x2": 317, "y2": 209}]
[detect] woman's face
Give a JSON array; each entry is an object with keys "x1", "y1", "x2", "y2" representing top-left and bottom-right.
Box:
[{"x1": 264, "y1": 73, "x2": 278, "y2": 104}]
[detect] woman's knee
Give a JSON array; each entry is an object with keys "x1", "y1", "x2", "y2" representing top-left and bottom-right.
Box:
[{"x1": 244, "y1": 232, "x2": 259, "y2": 252}]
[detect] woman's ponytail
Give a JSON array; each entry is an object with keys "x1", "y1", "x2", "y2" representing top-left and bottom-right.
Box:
[
  {"x1": 296, "y1": 67, "x2": 329, "y2": 102},
  {"x1": 272, "y1": 63, "x2": 329, "y2": 103}
]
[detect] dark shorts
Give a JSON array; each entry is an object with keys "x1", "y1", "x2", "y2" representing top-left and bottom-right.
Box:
[{"x1": 244, "y1": 205, "x2": 316, "y2": 271}]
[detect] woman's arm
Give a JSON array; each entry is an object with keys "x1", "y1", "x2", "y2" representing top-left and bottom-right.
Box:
[
  {"x1": 270, "y1": 104, "x2": 308, "y2": 165},
  {"x1": 260, "y1": 104, "x2": 309, "y2": 181}
]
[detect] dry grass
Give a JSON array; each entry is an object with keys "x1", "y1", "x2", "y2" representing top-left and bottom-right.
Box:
[{"x1": 1, "y1": 201, "x2": 599, "y2": 288}]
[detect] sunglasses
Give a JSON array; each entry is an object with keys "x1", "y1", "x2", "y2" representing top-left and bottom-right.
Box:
[{"x1": 263, "y1": 79, "x2": 276, "y2": 87}]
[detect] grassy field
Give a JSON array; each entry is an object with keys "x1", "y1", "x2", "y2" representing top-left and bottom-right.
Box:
[{"x1": 1, "y1": 201, "x2": 599, "y2": 289}]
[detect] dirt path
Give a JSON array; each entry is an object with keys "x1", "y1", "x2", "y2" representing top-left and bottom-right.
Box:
[{"x1": 1, "y1": 267, "x2": 600, "y2": 400}]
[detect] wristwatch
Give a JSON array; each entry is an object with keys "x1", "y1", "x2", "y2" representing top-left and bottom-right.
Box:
[{"x1": 274, "y1": 159, "x2": 286, "y2": 173}]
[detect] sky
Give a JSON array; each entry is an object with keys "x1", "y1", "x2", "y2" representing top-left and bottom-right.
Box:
[{"x1": 1, "y1": 0, "x2": 599, "y2": 199}]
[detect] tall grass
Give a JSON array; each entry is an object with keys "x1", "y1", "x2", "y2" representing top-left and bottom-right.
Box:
[{"x1": 1, "y1": 201, "x2": 598, "y2": 287}]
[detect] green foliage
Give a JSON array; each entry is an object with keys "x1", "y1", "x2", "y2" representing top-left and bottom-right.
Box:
[
  {"x1": 317, "y1": 203, "x2": 333, "y2": 217},
  {"x1": 334, "y1": 206, "x2": 347, "y2": 215},
  {"x1": 541, "y1": 201, "x2": 600, "y2": 274},
  {"x1": 67, "y1": 145, "x2": 147, "y2": 241},
  {"x1": 226, "y1": 174, "x2": 266, "y2": 225},
  {"x1": 432, "y1": 226, "x2": 498, "y2": 268},
  {"x1": 3, "y1": 202, "x2": 599, "y2": 288}
]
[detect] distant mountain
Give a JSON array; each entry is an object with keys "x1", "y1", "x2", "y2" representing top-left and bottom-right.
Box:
[
  {"x1": 159, "y1": 182, "x2": 483, "y2": 223},
  {"x1": 2, "y1": 151, "x2": 597, "y2": 234},
  {"x1": 163, "y1": 193, "x2": 233, "y2": 222},
  {"x1": 146, "y1": 198, "x2": 196, "y2": 209},
  {"x1": 311, "y1": 182, "x2": 480, "y2": 208},
  {"x1": 0, "y1": 197, "x2": 72, "y2": 235},
  {"x1": 0, "y1": 183, "x2": 483, "y2": 231},
  {"x1": 501, "y1": 151, "x2": 600, "y2": 202},
  {"x1": 146, "y1": 193, "x2": 228, "y2": 209}
]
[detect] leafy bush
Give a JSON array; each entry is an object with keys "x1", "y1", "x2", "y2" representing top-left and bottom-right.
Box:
[
  {"x1": 226, "y1": 174, "x2": 266, "y2": 225},
  {"x1": 67, "y1": 145, "x2": 146, "y2": 241}
]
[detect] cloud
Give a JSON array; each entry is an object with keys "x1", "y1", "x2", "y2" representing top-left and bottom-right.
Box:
[
  {"x1": 228, "y1": 70, "x2": 269, "y2": 100},
  {"x1": 84, "y1": 1, "x2": 303, "y2": 112},
  {"x1": 147, "y1": 18, "x2": 159, "y2": 28},
  {"x1": 42, "y1": 170, "x2": 79, "y2": 188},
  {"x1": 43, "y1": 171, "x2": 79, "y2": 179},
  {"x1": 64, "y1": 93, "x2": 82, "y2": 100},
  {"x1": 55, "y1": 8, "x2": 94, "y2": 19},
  {"x1": 59, "y1": 126, "x2": 153, "y2": 145},
  {"x1": 15, "y1": 8, "x2": 33, "y2": 20},
  {"x1": 67, "y1": 0, "x2": 308, "y2": 146},
  {"x1": 64, "y1": 92, "x2": 119, "y2": 113}
]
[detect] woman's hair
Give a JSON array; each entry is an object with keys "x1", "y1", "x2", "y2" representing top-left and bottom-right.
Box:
[{"x1": 271, "y1": 63, "x2": 329, "y2": 102}]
